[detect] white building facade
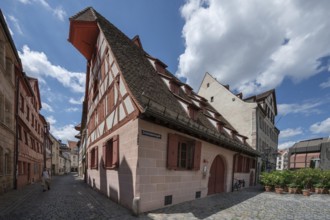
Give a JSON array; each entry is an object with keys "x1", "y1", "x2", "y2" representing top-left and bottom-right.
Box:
[{"x1": 198, "y1": 73, "x2": 279, "y2": 175}]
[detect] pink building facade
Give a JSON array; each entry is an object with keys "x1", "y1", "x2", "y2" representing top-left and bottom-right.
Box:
[{"x1": 69, "y1": 7, "x2": 259, "y2": 213}]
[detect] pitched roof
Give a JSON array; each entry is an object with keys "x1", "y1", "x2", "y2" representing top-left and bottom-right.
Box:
[{"x1": 69, "y1": 7, "x2": 259, "y2": 156}]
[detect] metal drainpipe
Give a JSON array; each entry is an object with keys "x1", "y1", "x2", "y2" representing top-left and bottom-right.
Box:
[
  {"x1": 231, "y1": 153, "x2": 239, "y2": 192},
  {"x1": 14, "y1": 74, "x2": 20, "y2": 190}
]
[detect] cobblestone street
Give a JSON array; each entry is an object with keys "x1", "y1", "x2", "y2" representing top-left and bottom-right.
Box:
[{"x1": 1, "y1": 173, "x2": 330, "y2": 220}]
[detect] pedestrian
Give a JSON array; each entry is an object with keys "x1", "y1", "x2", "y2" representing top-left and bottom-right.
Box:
[{"x1": 41, "y1": 168, "x2": 51, "y2": 192}]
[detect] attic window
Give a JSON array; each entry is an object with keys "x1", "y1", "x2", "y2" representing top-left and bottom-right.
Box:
[
  {"x1": 92, "y1": 79, "x2": 99, "y2": 100},
  {"x1": 155, "y1": 61, "x2": 166, "y2": 74},
  {"x1": 188, "y1": 105, "x2": 199, "y2": 121},
  {"x1": 170, "y1": 81, "x2": 180, "y2": 95},
  {"x1": 207, "y1": 83, "x2": 210, "y2": 88},
  {"x1": 210, "y1": 96, "x2": 214, "y2": 102}
]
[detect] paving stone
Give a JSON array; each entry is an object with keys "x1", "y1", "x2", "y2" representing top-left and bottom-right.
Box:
[{"x1": 0, "y1": 174, "x2": 329, "y2": 219}]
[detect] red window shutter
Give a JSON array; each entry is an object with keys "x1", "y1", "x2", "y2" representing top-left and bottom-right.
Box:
[
  {"x1": 193, "y1": 141, "x2": 201, "y2": 170},
  {"x1": 102, "y1": 144, "x2": 106, "y2": 168},
  {"x1": 112, "y1": 135, "x2": 119, "y2": 167},
  {"x1": 95, "y1": 147, "x2": 98, "y2": 170},
  {"x1": 167, "y1": 134, "x2": 178, "y2": 169}
]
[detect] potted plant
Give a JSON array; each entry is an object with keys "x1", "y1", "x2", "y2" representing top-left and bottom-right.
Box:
[
  {"x1": 260, "y1": 172, "x2": 273, "y2": 192},
  {"x1": 287, "y1": 183, "x2": 299, "y2": 194},
  {"x1": 314, "y1": 183, "x2": 326, "y2": 194},
  {"x1": 273, "y1": 172, "x2": 286, "y2": 194}
]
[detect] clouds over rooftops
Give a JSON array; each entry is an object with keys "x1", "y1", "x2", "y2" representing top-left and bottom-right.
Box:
[
  {"x1": 177, "y1": 0, "x2": 330, "y2": 95},
  {"x1": 18, "y1": 0, "x2": 66, "y2": 21},
  {"x1": 310, "y1": 117, "x2": 330, "y2": 135},
  {"x1": 18, "y1": 45, "x2": 85, "y2": 93}
]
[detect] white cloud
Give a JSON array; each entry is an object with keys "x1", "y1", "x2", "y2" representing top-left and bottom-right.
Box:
[
  {"x1": 18, "y1": 45, "x2": 85, "y2": 93},
  {"x1": 3, "y1": 15, "x2": 14, "y2": 36},
  {"x1": 8, "y1": 15, "x2": 23, "y2": 35},
  {"x1": 278, "y1": 141, "x2": 296, "y2": 150},
  {"x1": 53, "y1": 6, "x2": 66, "y2": 21},
  {"x1": 46, "y1": 115, "x2": 56, "y2": 125},
  {"x1": 178, "y1": 0, "x2": 330, "y2": 95},
  {"x1": 320, "y1": 78, "x2": 330, "y2": 89},
  {"x1": 69, "y1": 97, "x2": 84, "y2": 105},
  {"x1": 278, "y1": 101, "x2": 324, "y2": 115},
  {"x1": 18, "y1": 0, "x2": 66, "y2": 21},
  {"x1": 279, "y1": 127, "x2": 303, "y2": 139},
  {"x1": 65, "y1": 107, "x2": 79, "y2": 112},
  {"x1": 310, "y1": 117, "x2": 330, "y2": 135},
  {"x1": 50, "y1": 124, "x2": 78, "y2": 143},
  {"x1": 42, "y1": 102, "x2": 54, "y2": 112}
]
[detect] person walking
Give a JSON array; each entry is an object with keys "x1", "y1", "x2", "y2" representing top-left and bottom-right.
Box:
[{"x1": 41, "y1": 168, "x2": 51, "y2": 192}]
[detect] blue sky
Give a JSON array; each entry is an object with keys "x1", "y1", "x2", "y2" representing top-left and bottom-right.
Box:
[{"x1": 1, "y1": 0, "x2": 330, "y2": 148}]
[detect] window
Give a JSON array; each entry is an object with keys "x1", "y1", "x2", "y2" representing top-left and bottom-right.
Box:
[
  {"x1": 20, "y1": 94, "x2": 25, "y2": 112},
  {"x1": 167, "y1": 134, "x2": 201, "y2": 170},
  {"x1": 92, "y1": 79, "x2": 99, "y2": 100},
  {"x1": 26, "y1": 105, "x2": 30, "y2": 121},
  {"x1": 32, "y1": 114, "x2": 34, "y2": 127},
  {"x1": 0, "y1": 146, "x2": 3, "y2": 175},
  {"x1": 188, "y1": 106, "x2": 199, "y2": 121},
  {"x1": 107, "y1": 86, "x2": 115, "y2": 114},
  {"x1": 170, "y1": 81, "x2": 180, "y2": 95},
  {"x1": 4, "y1": 99, "x2": 11, "y2": 127},
  {"x1": 206, "y1": 83, "x2": 210, "y2": 88},
  {"x1": 24, "y1": 131, "x2": 28, "y2": 145},
  {"x1": 18, "y1": 124, "x2": 22, "y2": 140},
  {"x1": 235, "y1": 155, "x2": 254, "y2": 173},
  {"x1": 90, "y1": 147, "x2": 98, "y2": 169},
  {"x1": 103, "y1": 135, "x2": 119, "y2": 169},
  {"x1": 0, "y1": 92, "x2": 4, "y2": 123},
  {"x1": 210, "y1": 96, "x2": 214, "y2": 102},
  {"x1": 4, "y1": 151, "x2": 11, "y2": 175}
]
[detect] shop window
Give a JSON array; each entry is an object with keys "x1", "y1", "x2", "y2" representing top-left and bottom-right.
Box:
[
  {"x1": 167, "y1": 134, "x2": 201, "y2": 170},
  {"x1": 103, "y1": 135, "x2": 119, "y2": 169}
]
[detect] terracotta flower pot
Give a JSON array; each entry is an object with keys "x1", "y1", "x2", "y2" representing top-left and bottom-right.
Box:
[
  {"x1": 275, "y1": 187, "x2": 284, "y2": 194},
  {"x1": 302, "y1": 189, "x2": 310, "y2": 196},
  {"x1": 265, "y1": 186, "x2": 271, "y2": 192},
  {"x1": 288, "y1": 187, "x2": 297, "y2": 194}
]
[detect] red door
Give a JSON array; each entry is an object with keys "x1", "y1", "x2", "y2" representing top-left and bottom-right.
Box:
[{"x1": 208, "y1": 155, "x2": 225, "y2": 195}]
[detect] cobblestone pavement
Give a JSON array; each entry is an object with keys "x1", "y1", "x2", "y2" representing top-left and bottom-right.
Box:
[{"x1": 1, "y1": 174, "x2": 329, "y2": 220}]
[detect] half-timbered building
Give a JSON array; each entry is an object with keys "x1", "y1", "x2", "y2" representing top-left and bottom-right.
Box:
[{"x1": 69, "y1": 7, "x2": 259, "y2": 213}]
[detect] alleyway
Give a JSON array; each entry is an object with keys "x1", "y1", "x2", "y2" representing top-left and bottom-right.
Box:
[{"x1": 1, "y1": 173, "x2": 330, "y2": 219}]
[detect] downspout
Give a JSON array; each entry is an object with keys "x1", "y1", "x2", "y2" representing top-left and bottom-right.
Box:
[
  {"x1": 14, "y1": 74, "x2": 20, "y2": 189},
  {"x1": 231, "y1": 152, "x2": 239, "y2": 192}
]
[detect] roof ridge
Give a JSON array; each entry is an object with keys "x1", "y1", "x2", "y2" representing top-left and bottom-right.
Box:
[{"x1": 69, "y1": 6, "x2": 95, "y2": 20}]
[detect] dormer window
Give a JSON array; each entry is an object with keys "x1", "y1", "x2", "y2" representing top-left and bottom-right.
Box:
[
  {"x1": 170, "y1": 81, "x2": 180, "y2": 95},
  {"x1": 188, "y1": 105, "x2": 199, "y2": 121},
  {"x1": 155, "y1": 60, "x2": 166, "y2": 74},
  {"x1": 184, "y1": 85, "x2": 193, "y2": 96}
]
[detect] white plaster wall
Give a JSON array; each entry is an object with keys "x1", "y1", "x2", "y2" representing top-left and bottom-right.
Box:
[{"x1": 198, "y1": 74, "x2": 257, "y2": 147}]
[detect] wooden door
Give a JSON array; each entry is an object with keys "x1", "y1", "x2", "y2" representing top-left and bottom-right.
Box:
[{"x1": 208, "y1": 155, "x2": 225, "y2": 195}]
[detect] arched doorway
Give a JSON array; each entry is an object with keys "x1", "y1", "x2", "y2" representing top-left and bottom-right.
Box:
[{"x1": 208, "y1": 155, "x2": 226, "y2": 195}]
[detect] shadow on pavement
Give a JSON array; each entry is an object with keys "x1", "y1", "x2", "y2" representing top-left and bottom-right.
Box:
[{"x1": 143, "y1": 186, "x2": 264, "y2": 219}]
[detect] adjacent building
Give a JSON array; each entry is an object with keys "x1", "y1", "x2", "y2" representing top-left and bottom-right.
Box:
[
  {"x1": 276, "y1": 149, "x2": 289, "y2": 170},
  {"x1": 16, "y1": 73, "x2": 46, "y2": 187},
  {"x1": 50, "y1": 134, "x2": 61, "y2": 175},
  {"x1": 69, "y1": 7, "x2": 259, "y2": 213},
  {"x1": 198, "y1": 73, "x2": 280, "y2": 175},
  {"x1": 0, "y1": 9, "x2": 18, "y2": 193},
  {"x1": 68, "y1": 140, "x2": 78, "y2": 172},
  {"x1": 289, "y1": 138, "x2": 330, "y2": 170}
]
